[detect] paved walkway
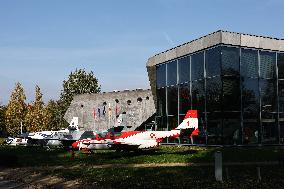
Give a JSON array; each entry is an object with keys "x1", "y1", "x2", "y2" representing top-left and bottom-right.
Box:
[
  {"x1": 89, "y1": 161, "x2": 279, "y2": 168},
  {"x1": 0, "y1": 168, "x2": 80, "y2": 189}
]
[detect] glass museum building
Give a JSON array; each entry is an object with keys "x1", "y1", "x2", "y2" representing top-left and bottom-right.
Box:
[{"x1": 146, "y1": 30, "x2": 284, "y2": 145}]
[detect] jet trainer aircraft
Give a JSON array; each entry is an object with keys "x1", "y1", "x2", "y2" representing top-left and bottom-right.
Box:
[
  {"x1": 72, "y1": 110, "x2": 198, "y2": 151},
  {"x1": 6, "y1": 113, "x2": 126, "y2": 148},
  {"x1": 5, "y1": 117, "x2": 80, "y2": 147}
]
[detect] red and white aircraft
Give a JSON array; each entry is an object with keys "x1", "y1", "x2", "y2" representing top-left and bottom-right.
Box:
[{"x1": 72, "y1": 110, "x2": 198, "y2": 151}]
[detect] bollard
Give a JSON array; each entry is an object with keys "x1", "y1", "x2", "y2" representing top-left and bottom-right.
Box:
[
  {"x1": 215, "y1": 151, "x2": 223, "y2": 182},
  {"x1": 257, "y1": 167, "x2": 261, "y2": 182},
  {"x1": 225, "y1": 167, "x2": 229, "y2": 180},
  {"x1": 70, "y1": 150, "x2": 75, "y2": 161}
]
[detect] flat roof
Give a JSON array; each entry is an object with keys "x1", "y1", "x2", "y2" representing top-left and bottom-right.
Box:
[{"x1": 147, "y1": 30, "x2": 284, "y2": 67}]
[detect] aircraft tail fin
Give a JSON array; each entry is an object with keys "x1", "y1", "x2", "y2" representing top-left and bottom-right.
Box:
[
  {"x1": 69, "y1": 117, "x2": 79, "y2": 131},
  {"x1": 175, "y1": 110, "x2": 198, "y2": 130},
  {"x1": 114, "y1": 112, "x2": 126, "y2": 127}
]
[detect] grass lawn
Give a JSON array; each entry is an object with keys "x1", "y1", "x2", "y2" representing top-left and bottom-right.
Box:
[
  {"x1": 50, "y1": 166, "x2": 284, "y2": 189},
  {"x1": 1, "y1": 145, "x2": 284, "y2": 188}
]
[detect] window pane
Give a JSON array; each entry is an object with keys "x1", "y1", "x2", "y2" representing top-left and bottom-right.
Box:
[
  {"x1": 206, "y1": 77, "x2": 222, "y2": 112},
  {"x1": 167, "y1": 116, "x2": 180, "y2": 143},
  {"x1": 222, "y1": 46, "x2": 240, "y2": 76},
  {"x1": 192, "y1": 80, "x2": 205, "y2": 112},
  {"x1": 242, "y1": 78, "x2": 260, "y2": 144},
  {"x1": 241, "y1": 49, "x2": 258, "y2": 78},
  {"x1": 262, "y1": 116, "x2": 278, "y2": 144},
  {"x1": 279, "y1": 80, "x2": 284, "y2": 144},
  {"x1": 277, "y1": 53, "x2": 284, "y2": 79},
  {"x1": 156, "y1": 116, "x2": 167, "y2": 131},
  {"x1": 223, "y1": 112, "x2": 241, "y2": 145},
  {"x1": 167, "y1": 116, "x2": 178, "y2": 130},
  {"x1": 191, "y1": 52, "x2": 204, "y2": 81},
  {"x1": 242, "y1": 78, "x2": 259, "y2": 119},
  {"x1": 206, "y1": 46, "x2": 221, "y2": 77},
  {"x1": 223, "y1": 76, "x2": 241, "y2": 111},
  {"x1": 279, "y1": 80, "x2": 284, "y2": 114},
  {"x1": 156, "y1": 64, "x2": 166, "y2": 88},
  {"x1": 167, "y1": 60, "x2": 177, "y2": 86},
  {"x1": 167, "y1": 86, "x2": 178, "y2": 116},
  {"x1": 260, "y1": 79, "x2": 278, "y2": 144},
  {"x1": 243, "y1": 122, "x2": 259, "y2": 144},
  {"x1": 179, "y1": 83, "x2": 191, "y2": 114},
  {"x1": 280, "y1": 121, "x2": 284, "y2": 144},
  {"x1": 157, "y1": 88, "x2": 166, "y2": 116},
  {"x1": 260, "y1": 51, "x2": 276, "y2": 79},
  {"x1": 260, "y1": 79, "x2": 277, "y2": 114},
  {"x1": 178, "y1": 56, "x2": 190, "y2": 84},
  {"x1": 207, "y1": 112, "x2": 223, "y2": 144}
]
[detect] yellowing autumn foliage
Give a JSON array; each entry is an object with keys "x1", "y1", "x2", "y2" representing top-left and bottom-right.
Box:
[
  {"x1": 5, "y1": 82, "x2": 27, "y2": 135},
  {"x1": 25, "y1": 85, "x2": 48, "y2": 132}
]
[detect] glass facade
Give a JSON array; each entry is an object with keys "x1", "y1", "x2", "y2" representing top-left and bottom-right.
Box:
[{"x1": 155, "y1": 44, "x2": 284, "y2": 145}]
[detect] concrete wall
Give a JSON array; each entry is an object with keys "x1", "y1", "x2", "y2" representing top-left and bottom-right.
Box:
[{"x1": 64, "y1": 89, "x2": 156, "y2": 131}]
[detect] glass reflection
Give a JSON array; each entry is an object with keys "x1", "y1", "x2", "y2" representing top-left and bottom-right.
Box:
[
  {"x1": 223, "y1": 112, "x2": 241, "y2": 145},
  {"x1": 206, "y1": 46, "x2": 221, "y2": 77},
  {"x1": 157, "y1": 88, "x2": 166, "y2": 116},
  {"x1": 191, "y1": 52, "x2": 204, "y2": 81},
  {"x1": 192, "y1": 80, "x2": 205, "y2": 112},
  {"x1": 167, "y1": 60, "x2": 177, "y2": 86},
  {"x1": 178, "y1": 56, "x2": 190, "y2": 84},
  {"x1": 167, "y1": 86, "x2": 178, "y2": 116},
  {"x1": 241, "y1": 49, "x2": 258, "y2": 78},
  {"x1": 242, "y1": 78, "x2": 259, "y2": 118},
  {"x1": 156, "y1": 116, "x2": 167, "y2": 131},
  {"x1": 156, "y1": 64, "x2": 166, "y2": 88},
  {"x1": 179, "y1": 83, "x2": 191, "y2": 115},
  {"x1": 222, "y1": 76, "x2": 241, "y2": 111},
  {"x1": 260, "y1": 51, "x2": 276, "y2": 79},
  {"x1": 155, "y1": 44, "x2": 282, "y2": 145},
  {"x1": 207, "y1": 112, "x2": 223, "y2": 144},
  {"x1": 278, "y1": 80, "x2": 284, "y2": 114},
  {"x1": 206, "y1": 77, "x2": 222, "y2": 112},
  {"x1": 277, "y1": 53, "x2": 284, "y2": 79},
  {"x1": 260, "y1": 79, "x2": 277, "y2": 114},
  {"x1": 222, "y1": 46, "x2": 240, "y2": 76}
]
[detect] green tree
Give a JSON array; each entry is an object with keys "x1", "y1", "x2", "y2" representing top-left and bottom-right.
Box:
[
  {"x1": 5, "y1": 82, "x2": 27, "y2": 135},
  {"x1": 44, "y1": 100, "x2": 62, "y2": 131},
  {"x1": 25, "y1": 85, "x2": 46, "y2": 132},
  {"x1": 0, "y1": 105, "x2": 7, "y2": 136},
  {"x1": 60, "y1": 69, "x2": 101, "y2": 112}
]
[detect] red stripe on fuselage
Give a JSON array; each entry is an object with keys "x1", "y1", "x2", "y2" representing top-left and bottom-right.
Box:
[{"x1": 115, "y1": 131, "x2": 142, "y2": 139}]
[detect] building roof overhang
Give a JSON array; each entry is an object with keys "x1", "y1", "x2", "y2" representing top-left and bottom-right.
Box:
[{"x1": 147, "y1": 30, "x2": 284, "y2": 67}]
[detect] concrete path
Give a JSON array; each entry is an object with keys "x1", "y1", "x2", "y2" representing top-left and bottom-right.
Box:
[{"x1": 89, "y1": 161, "x2": 279, "y2": 168}]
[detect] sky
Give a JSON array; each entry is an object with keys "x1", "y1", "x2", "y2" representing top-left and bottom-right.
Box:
[{"x1": 0, "y1": 0, "x2": 284, "y2": 105}]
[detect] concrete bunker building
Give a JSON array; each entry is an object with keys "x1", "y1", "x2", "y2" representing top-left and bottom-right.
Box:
[
  {"x1": 146, "y1": 30, "x2": 284, "y2": 145},
  {"x1": 64, "y1": 89, "x2": 156, "y2": 132}
]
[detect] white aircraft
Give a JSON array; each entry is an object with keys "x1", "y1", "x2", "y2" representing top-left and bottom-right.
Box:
[
  {"x1": 5, "y1": 136, "x2": 28, "y2": 146},
  {"x1": 26, "y1": 117, "x2": 80, "y2": 146},
  {"x1": 5, "y1": 117, "x2": 79, "y2": 147},
  {"x1": 72, "y1": 110, "x2": 198, "y2": 151}
]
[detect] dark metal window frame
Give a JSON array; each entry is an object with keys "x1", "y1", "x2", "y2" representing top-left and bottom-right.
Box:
[{"x1": 155, "y1": 43, "x2": 284, "y2": 145}]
